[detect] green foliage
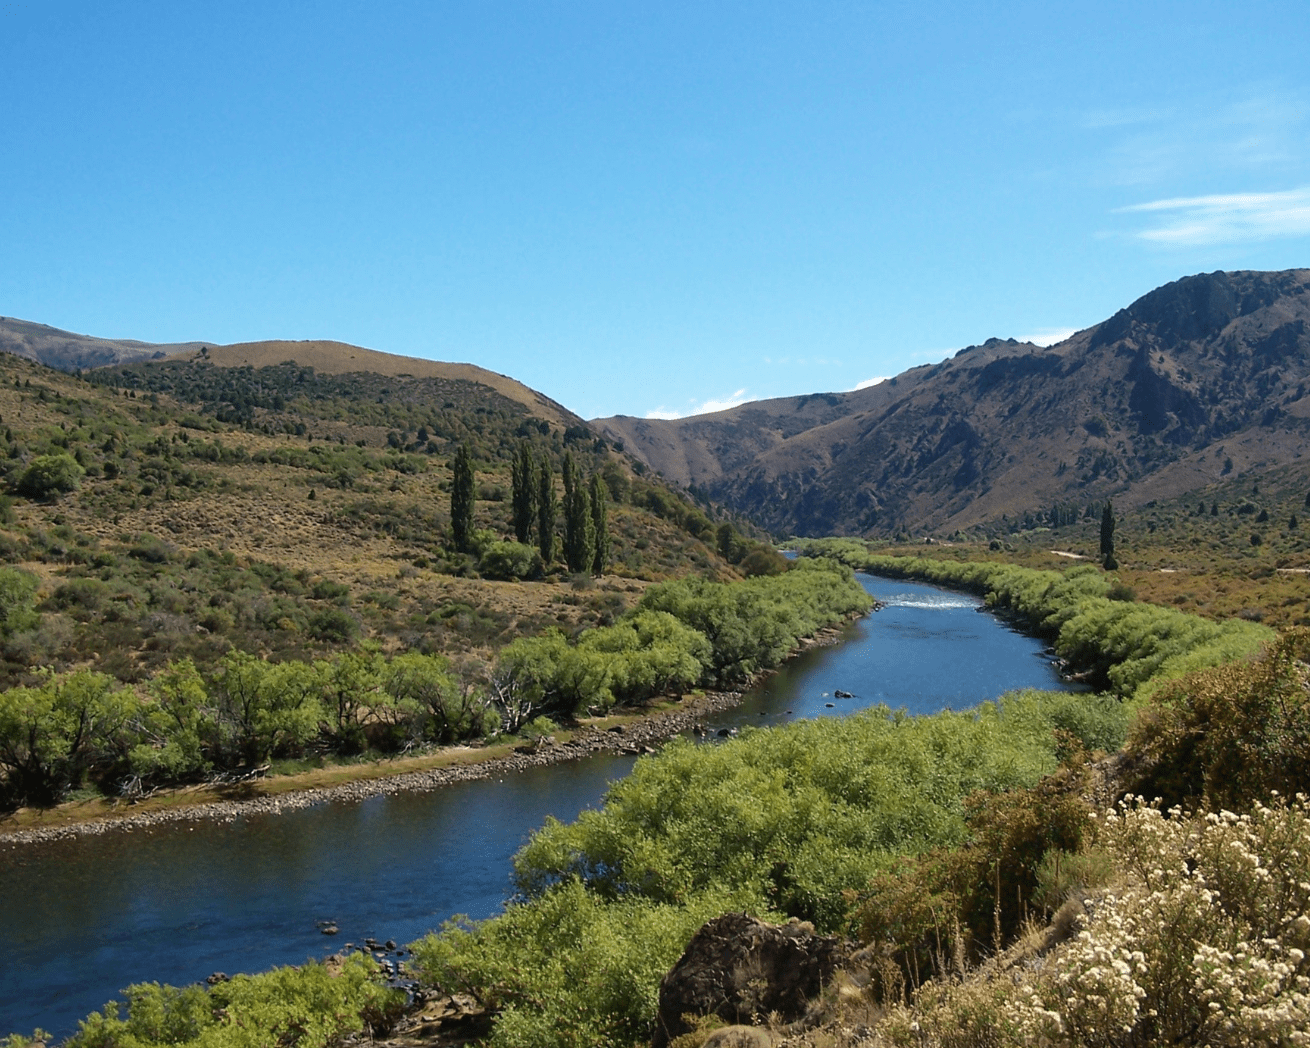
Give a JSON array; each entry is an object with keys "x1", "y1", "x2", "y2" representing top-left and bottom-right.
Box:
[
  {"x1": 479, "y1": 541, "x2": 543, "y2": 581},
  {"x1": 562, "y1": 453, "x2": 595, "y2": 574},
  {"x1": 1099, "y1": 498, "x2": 1115, "y2": 565},
  {"x1": 15, "y1": 452, "x2": 85, "y2": 498},
  {"x1": 450, "y1": 443, "x2": 475, "y2": 552},
  {"x1": 537, "y1": 457, "x2": 557, "y2": 565},
  {"x1": 488, "y1": 562, "x2": 868, "y2": 718},
  {"x1": 638, "y1": 557, "x2": 873, "y2": 685},
  {"x1": 589, "y1": 472, "x2": 608, "y2": 576},
  {"x1": 65, "y1": 953, "x2": 403, "y2": 1048},
  {"x1": 0, "y1": 568, "x2": 38, "y2": 636},
  {"x1": 1128, "y1": 627, "x2": 1310, "y2": 809},
  {"x1": 795, "y1": 543, "x2": 1273, "y2": 699},
  {"x1": 854, "y1": 757, "x2": 1098, "y2": 985},
  {"x1": 511, "y1": 443, "x2": 536, "y2": 544},
  {"x1": 0, "y1": 669, "x2": 138, "y2": 807},
  {"x1": 208, "y1": 652, "x2": 324, "y2": 767},
  {"x1": 409, "y1": 689, "x2": 1117, "y2": 1046},
  {"x1": 411, "y1": 881, "x2": 747, "y2": 1048}
]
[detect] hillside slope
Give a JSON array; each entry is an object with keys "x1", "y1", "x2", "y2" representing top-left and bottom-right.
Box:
[
  {"x1": 0, "y1": 350, "x2": 740, "y2": 691},
  {"x1": 596, "y1": 269, "x2": 1310, "y2": 536},
  {"x1": 0, "y1": 319, "x2": 578, "y2": 427}
]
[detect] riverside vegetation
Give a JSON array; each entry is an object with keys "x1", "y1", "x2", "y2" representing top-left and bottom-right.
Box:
[
  {"x1": 12, "y1": 544, "x2": 1310, "y2": 1048},
  {"x1": 0, "y1": 349, "x2": 786, "y2": 814}
]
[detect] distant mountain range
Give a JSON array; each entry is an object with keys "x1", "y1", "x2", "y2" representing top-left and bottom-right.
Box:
[
  {"x1": 8, "y1": 269, "x2": 1310, "y2": 540},
  {"x1": 595, "y1": 269, "x2": 1310, "y2": 537},
  {"x1": 0, "y1": 318, "x2": 579, "y2": 427}
]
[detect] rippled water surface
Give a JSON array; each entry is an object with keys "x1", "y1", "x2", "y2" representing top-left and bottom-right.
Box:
[{"x1": 0, "y1": 573, "x2": 1073, "y2": 1038}]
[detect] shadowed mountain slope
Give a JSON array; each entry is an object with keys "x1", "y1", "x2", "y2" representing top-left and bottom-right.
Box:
[
  {"x1": 0, "y1": 317, "x2": 207, "y2": 370},
  {"x1": 595, "y1": 270, "x2": 1310, "y2": 537}
]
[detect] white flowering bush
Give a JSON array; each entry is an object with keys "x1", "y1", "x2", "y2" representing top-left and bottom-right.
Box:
[
  {"x1": 1011, "y1": 794, "x2": 1310, "y2": 1046},
  {"x1": 871, "y1": 795, "x2": 1310, "y2": 1047}
]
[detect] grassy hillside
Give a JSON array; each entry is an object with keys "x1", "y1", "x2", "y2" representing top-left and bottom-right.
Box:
[{"x1": 0, "y1": 349, "x2": 746, "y2": 693}]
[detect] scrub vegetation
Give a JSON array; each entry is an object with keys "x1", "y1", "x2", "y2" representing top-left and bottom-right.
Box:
[{"x1": 7, "y1": 349, "x2": 1310, "y2": 1046}]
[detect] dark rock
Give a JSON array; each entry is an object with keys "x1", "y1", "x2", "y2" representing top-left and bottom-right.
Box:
[
  {"x1": 206, "y1": 972, "x2": 229, "y2": 985},
  {"x1": 651, "y1": 913, "x2": 850, "y2": 1048},
  {"x1": 834, "y1": 690, "x2": 854, "y2": 699},
  {"x1": 385, "y1": 939, "x2": 397, "y2": 950},
  {"x1": 825, "y1": 702, "x2": 835, "y2": 708}
]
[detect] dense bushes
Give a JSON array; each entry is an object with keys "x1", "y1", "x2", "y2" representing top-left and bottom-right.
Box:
[
  {"x1": 409, "y1": 690, "x2": 1127, "y2": 1047},
  {"x1": 0, "y1": 561, "x2": 870, "y2": 808},
  {"x1": 870, "y1": 796, "x2": 1310, "y2": 1047},
  {"x1": 1127, "y1": 627, "x2": 1310, "y2": 809},
  {"x1": 0, "y1": 650, "x2": 483, "y2": 808},
  {"x1": 488, "y1": 559, "x2": 872, "y2": 719},
  {"x1": 63, "y1": 953, "x2": 404, "y2": 1048}
]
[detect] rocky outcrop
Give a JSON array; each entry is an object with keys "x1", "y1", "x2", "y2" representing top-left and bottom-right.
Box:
[{"x1": 651, "y1": 914, "x2": 851, "y2": 1048}]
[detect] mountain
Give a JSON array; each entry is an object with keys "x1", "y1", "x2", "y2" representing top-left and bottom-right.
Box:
[
  {"x1": 0, "y1": 318, "x2": 578, "y2": 427},
  {"x1": 0, "y1": 316, "x2": 208, "y2": 370},
  {"x1": 595, "y1": 269, "x2": 1310, "y2": 537},
  {"x1": 0, "y1": 339, "x2": 743, "y2": 691}
]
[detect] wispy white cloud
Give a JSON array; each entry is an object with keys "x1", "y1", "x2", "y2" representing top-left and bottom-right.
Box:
[
  {"x1": 852, "y1": 376, "x2": 889, "y2": 390},
  {"x1": 1116, "y1": 186, "x2": 1310, "y2": 245},
  {"x1": 1093, "y1": 90, "x2": 1308, "y2": 187},
  {"x1": 1017, "y1": 327, "x2": 1077, "y2": 347},
  {"x1": 645, "y1": 388, "x2": 751, "y2": 420}
]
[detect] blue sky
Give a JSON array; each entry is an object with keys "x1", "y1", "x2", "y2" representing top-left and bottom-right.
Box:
[{"x1": 2, "y1": 2, "x2": 1309, "y2": 420}]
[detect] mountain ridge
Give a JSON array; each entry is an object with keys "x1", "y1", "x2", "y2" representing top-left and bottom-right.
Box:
[
  {"x1": 595, "y1": 269, "x2": 1310, "y2": 537},
  {"x1": 0, "y1": 318, "x2": 577, "y2": 427}
]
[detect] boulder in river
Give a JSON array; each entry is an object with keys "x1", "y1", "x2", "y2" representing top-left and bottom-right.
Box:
[{"x1": 651, "y1": 913, "x2": 850, "y2": 1048}]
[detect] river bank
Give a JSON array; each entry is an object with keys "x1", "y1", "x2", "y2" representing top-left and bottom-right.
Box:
[{"x1": 0, "y1": 623, "x2": 853, "y2": 849}]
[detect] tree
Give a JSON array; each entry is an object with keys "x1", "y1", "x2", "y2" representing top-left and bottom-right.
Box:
[
  {"x1": 0, "y1": 670, "x2": 139, "y2": 807},
  {"x1": 511, "y1": 444, "x2": 536, "y2": 544},
  {"x1": 1100, "y1": 501, "x2": 1117, "y2": 570},
  {"x1": 450, "y1": 443, "x2": 475, "y2": 552},
  {"x1": 589, "y1": 472, "x2": 609, "y2": 576},
  {"x1": 564, "y1": 469, "x2": 594, "y2": 574},
  {"x1": 16, "y1": 452, "x2": 84, "y2": 499},
  {"x1": 536, "y1": 458, "x2": 557, "y2": 565}
]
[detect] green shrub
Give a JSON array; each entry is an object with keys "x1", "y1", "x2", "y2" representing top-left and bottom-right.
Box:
[
  {"x1": 480, "y1": 541, "x2": 544, "y2": 580},
  {"x1": 15, "y1": 452, "x2": 84, "y2": 498}
]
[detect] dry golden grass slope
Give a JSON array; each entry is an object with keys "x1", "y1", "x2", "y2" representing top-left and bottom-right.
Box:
[{"x1": 178, "y1": 340, "x2": 581, "y2": 428}]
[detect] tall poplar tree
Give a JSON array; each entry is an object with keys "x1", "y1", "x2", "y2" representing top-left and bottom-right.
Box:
[
  {"x1": 450, "y1": 443, "x2": 475, "y2": 552},
  {"x1": 564, "y1": 477, "x2": 594, "y2": 574},
  {"x1": 511, "y1": 444, "x2": 535, "y2": 544},
  {"x1": 589, "y1": 472, "x2": 608, "y2": 576},
  {"x1": 1100, "y1": 500, "x2": 1117, "y2": 569},
  {"x1": 536, "y1": 458, "x2": 557, "y2": 565}
]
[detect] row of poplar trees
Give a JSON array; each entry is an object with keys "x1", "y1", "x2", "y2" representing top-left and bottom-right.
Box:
[{"x1": 451, "y1": 443, "x2": 608, "y2": 575}]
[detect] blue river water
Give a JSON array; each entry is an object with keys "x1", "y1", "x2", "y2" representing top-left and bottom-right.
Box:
[{"x1": 0, "y1": 573, "x2": 1073, "y2": 1038}]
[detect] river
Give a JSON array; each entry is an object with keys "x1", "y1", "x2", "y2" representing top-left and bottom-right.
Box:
[{"x1": 0, "y1": 573, "x2": 1075, "y2": 1039}]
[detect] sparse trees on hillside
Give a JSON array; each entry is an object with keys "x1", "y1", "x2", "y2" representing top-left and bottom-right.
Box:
[{"x1": 450, "y1": 443, "x2": 474, "y2": 552}]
